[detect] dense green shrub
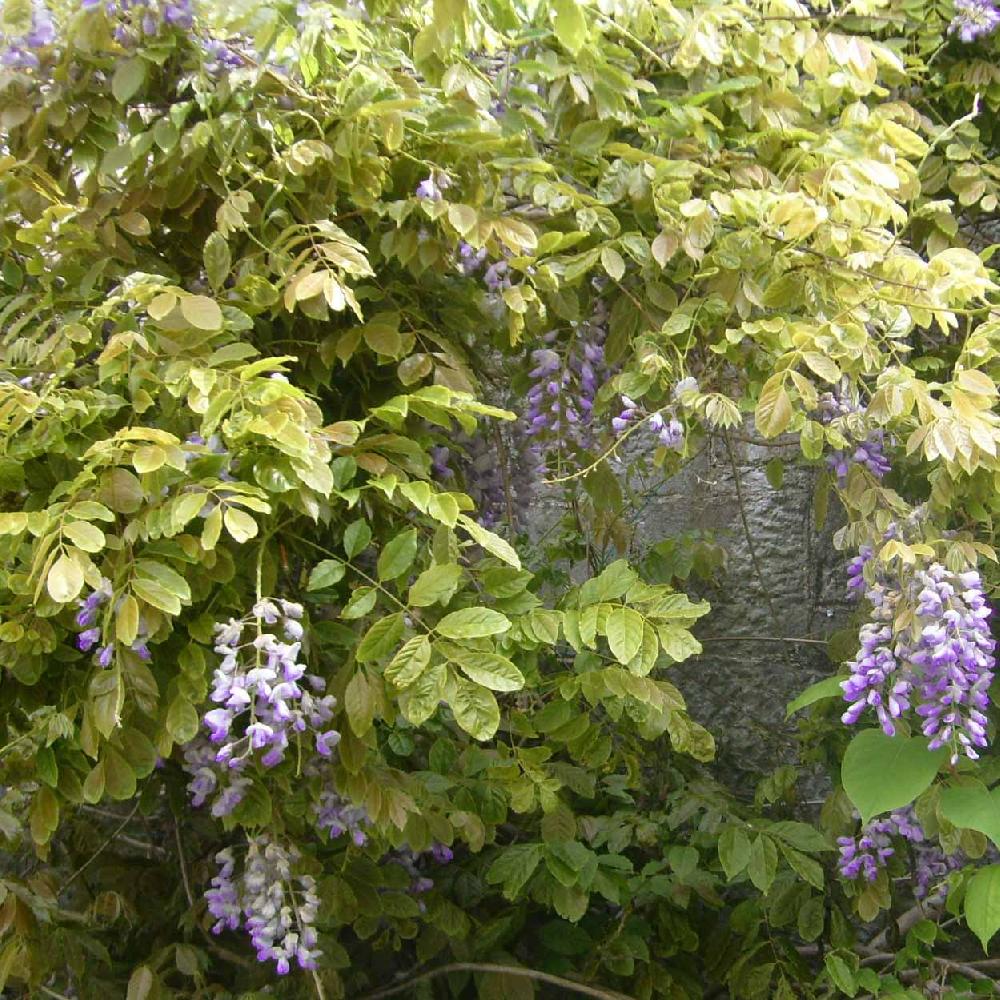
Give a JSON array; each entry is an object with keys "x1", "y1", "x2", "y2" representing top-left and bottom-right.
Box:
[{"x1": 3, "y1": 0, "x2": 1000, "y2": 997}]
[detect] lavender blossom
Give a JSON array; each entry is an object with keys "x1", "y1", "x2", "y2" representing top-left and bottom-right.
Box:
[
  {"x1": 910, "y1": 565, "x2": 995, "y2": 764},
  {"x1": 818, "y1": 390, "x2": 890, "y2": 484},
  {"x1": 837, "y1": 808, "x2": 924, "y2": 882},
  {"x1": 0, "y1": 1, "x2": 55, "y2": 70},
  {"x1": 841, "y1": 552, "x2": 996, "y2": 763},
  {"x1": 207, "y1": 838, "x2": 322, "y2": 974},
  {"x1": 949, "y1": 0, "x2": 1000, "y2": 41},
  {"x1": 314, "y1": 785, "x2": 369, "y2": 846},
  {"x1": 523, "y1": 304, "x2": 611, "y2": 464},
  {"x1": 457, "y1": 241, "x2": 487, "y2": 275},
  {"x1": 84, "y1": 0, "x2": 194, "y2": 45}
]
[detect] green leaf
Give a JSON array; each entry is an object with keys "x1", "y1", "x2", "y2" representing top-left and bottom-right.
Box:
[
  {"x1": 180, "y1": 295, "x2": 223, "y2": 331},
  {"x1": 457, "y1": 515, "x2": 521, "y2": 568},
  {"x1": 569, "y1": 120, "x2": 610, "y2": 159},
  {"x1": 601, "y1": 246, "x2": 625, "y2": 282},
  {"x1": 47, "y1": 552, "x2": 84, "y2": 604},
  {"x1": 35, "y1": 747, "x2": 57, "y2": 787},
  {"x1": 755, "y1": 373, "x2": 792, "y2": 438},
  {"x1": 345, "y1": 671, "x2": 375, "y2": 737},
  {"x1": 385, "y1": 634, "x2": 432, "y2": 688},
  {"x1": 718, "y1": 826, "x2": 751, "y2": 880},
  {"x1": 112, "y1": 57, "x2": 146, "y2": 104},
  {"x1": 824, "y1": 953, "x2": 857, "y2": 997},
  {"x1": 166, "y1": 696, "x2": 199, "y2": 744},
  {"x1": 797, "y1": 896, "x2": 826, "y2": 942},
  {"x1": 802, "y1": 352, "x2": 841, "y2": 383},
  {"x1": 777, "y1": 841, "x2": 824, "y2": 890},
  {"x1": 449, "y1": 678, "x2": 500, "y2": 740},
  {"x1": 63, "y1": 520, "x2": 105, "y2": 553},
  {"x1": 965, "y1": 864, "x2": 1000, "y2": 951},
  {"x1": 486, "y1": 844, "x2": 542, "y2": 900},
  {"x1": 400, "y1": 661, "x2": 446, "y2": 726},
  {"x1": 785, "y1": 676, "x2": 845, "y2": 718},
  {"x1": 126, "y1": 965, "x2": 155, "y2": 1000},
  {"x1": 342, "y1": 586, "x2": 377, "y2": 619},
  {"x1": 765, "y1": 457, "x2": 784, "y2": 490},
  {"x1": 841, "y1": 730, "x2": 947, "y2": 824},
  {"x1": 223, "y1": 507, "x2": 258, "y2": 543},
  {"x1": 356, "y1": 613, "x2": 405, "y2": 662},
  {"x1": 940, "y1": 782, "x2": 1000, "y2": 851},
  {"x1": 104, "y1": 748, "x2": 137, "y2": 800},
  {"x1": 605, "y1": 607, "x2": 643, "y2": 664},
  {"x1": 308, "y1": 558, "x2": 346, "y2": 591},
  {"x1": 436, "y1": 641, "x2": 525, "y2": 692},
  {"x1": 436, "y1": 607, "x2": 511, "y2": 639},
  {"x1": 377, "y1": 528, "x2": 418, "y2": 581},
  {"x1": 748, "y1": 834, "x2": 778, "y2": 894},
  {"x1": 116, "y1": 594, "x2": 139, "y2": 645},
  {"x1": 579, "y1": 560, "x2": 636, "y2": 605},
  {"x1": 343, "y1": 519, "x2": 372, "y2": 558},
  {"x1": 204, "y1": 232, "x2": 232, "y2": 291},
  {"x1": 82, "y1": 762, "x2": 105, "y2": 804},
  {"x1": 447, "y1": 203, "x2": 478, "y2": 236},
  {"x1": 428, "y1": 493, "x2": 459, "y2": 527},
  {"x1": 552, "y1": 0, "x2": 588, "y2": 54},
  {"x1": 409, "y1": 563, "x2": 463, "y2": 607}
]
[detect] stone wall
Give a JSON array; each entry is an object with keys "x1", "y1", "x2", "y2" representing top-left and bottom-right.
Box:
[{"x1": 532, "y1": 430, "x2": 854, "y2": 781}]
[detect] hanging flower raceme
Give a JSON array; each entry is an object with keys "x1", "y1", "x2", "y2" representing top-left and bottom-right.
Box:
[
  {"x1": 202, "y1": 599, "x2": 339, "y2": 771},
  {"x1": 841, "y1": 549, "x2": 996, "y2": 764},
  {"x1": 818, "y1": 390, "x2": 890, "y2": 485},
  {"x1": 949, "y1": 0, "x2": 1000, "y2": 41},
  {"x1": 206, "y1": 838, "x2": 321, "y2": 975},
  {"x1": 910, "y1": 565, "x2": 995, "y2": 762},
  {"x1": 0, "y1": 0, "x2": 55, "y2": 70},
  {"x1": 314, "y1": 784, "x2": 369, "y2": 847},
  {"x1": 836, "y1": 807, "x2": 970, "y2": 900},
  {"x1": 82, "y1": 0, "x2": 193, "y2": 43},
  {"x1": 524, "y1": 306, "x2": 611, "y2": 467},
  {"x1": 610, "y1": 377, "x2": 696, "y2": 454},
  {"x1": 74, "y1": 578, "x2": 152, "y2": 667}
]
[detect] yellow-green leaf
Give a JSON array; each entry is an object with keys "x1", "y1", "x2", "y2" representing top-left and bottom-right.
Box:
[
  {"x1": 47, "y1": 552, "x2": 84, "y2": 604},
  {"x1": 180, "y1": 295, "x2": 223, "y2": 331}
]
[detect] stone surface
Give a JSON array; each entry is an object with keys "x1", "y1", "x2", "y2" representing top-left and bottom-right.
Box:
[
  {"x1": 649, "y1": 433, "x2": 851, "y2": 778},
  {"x1": 528, "y1": 429, "x2": 855, "y2": 781}
]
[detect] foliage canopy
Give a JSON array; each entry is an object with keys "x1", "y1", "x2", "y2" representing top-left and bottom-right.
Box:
[{"x1": 4, "y1": 0, "x2": 1000, "y2": 997}]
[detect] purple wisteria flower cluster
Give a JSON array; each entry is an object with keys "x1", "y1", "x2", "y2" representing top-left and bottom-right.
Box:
[
  {"x1": 818, "y1": 390, "x2": 890, "y2": 485},
  {"x1": 610, "y1": 377, "x2": 698, "y2": 453},
  {"x1": 203, "y1": 599, "x2": 339, "y2": 769},
  {"x1": 387, "y1": 843, "x2": 455, "y2": 911},
  {"x1": 0, "y1": 0, "x2": 54, "y2": 70},
  {"x1": 75, "y1": 578, "x2": 151, "y2": 667},
  {"x1": 837, "y1": 807, "x2": 975, "y2": 901},
  {"x1": 415, "y1": 173, "x2": 451, "y2": 202},
  {"x1": 525, "y1": 305, "x2": 611, "y2": 460},
  {"x1": 949, "y1": 0, "x2": 1000, "y2": 41},
  {"x1": 841, "y1": 554, "x2": 995, "y2": 765},
  {"x1": 314, "y1": 783, "x2": 369, "y2": 847},
  {"x1": 431, "y1": 430, "x2": 537, "y2": 528},
  {"x1": 457, "y1": 240, "x2": 488, "y2": 276},
  {"x1": 82, "y1": 0, "x2": 193, "y2": 44},
  {"x1": 183, "y1": 599, "x2": 342, "y2": 818},
  {"x1": 207, "y1": 838, "x2": 321, "y2": 975}
]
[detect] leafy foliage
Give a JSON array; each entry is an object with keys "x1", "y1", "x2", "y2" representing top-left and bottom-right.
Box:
[{"x1": 3, "y1": 0, "x2": 1000, "y2": 997}]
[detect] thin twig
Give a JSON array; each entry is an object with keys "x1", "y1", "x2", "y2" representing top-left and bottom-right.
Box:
[
  {"x1": 357, "y1": 962, "x2": 635, "y2": 1000},
  {"x1": 59, "y1": 802, "x2": 141, "y2": 893},
  {"x1": 173, "y1": 813, "x2": 195, "y2": 909},
  {"x1": 39, "y1": 987, "x2": 74, "y2": 1000}
]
